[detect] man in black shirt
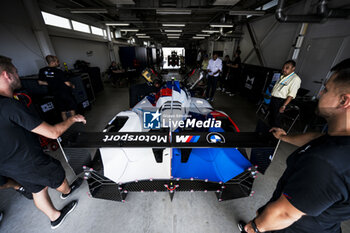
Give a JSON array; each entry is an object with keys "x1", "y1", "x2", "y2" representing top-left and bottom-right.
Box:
[
  {"x1": 39, "y1": 55, "x2": 77, "y2": 121},
  {"x1": 219, "y1": 55, "x2": 231, "y2": 93},
  {"x1": 0, "y1": 56, "x2": 86, "y2": 229},
  {"x1": 240, "y1": 58, "x2": 350, "y2": 233},
  {"x1": 227, "y1": 50, "x2": 241, "y2": 95}
]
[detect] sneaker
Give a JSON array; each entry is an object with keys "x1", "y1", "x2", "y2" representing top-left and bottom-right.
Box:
[
  {"x1": 229, "y1": 93, "x2": 235, "y2": 97},
  {"x1": 206, "y1": 98, "x2": 210, "y2": 101},
  {"x1": 16, "y1": 186, "x2": 33, "y2": 200},
  {"x1": 216, "y1": 87, "x2": 221, "y2": 91},
  {"x1": 237, "y1": 220, "x2": 247, "y2": 233},
  {"x1": 225, "y1": 91, "x2": 231, "y2": 94},
  {"x1": 0, "y1": 212, "x2": 3, "y2": 224},
  {"x1": 50, "y1": 200, "x2": 77, "y2": 229},
  {"x1": 60, "y1": 178, "x2": 83, "y2": 200},
  {"x1": 222, "y1": 88, "x2": 226, "y2": 92}
]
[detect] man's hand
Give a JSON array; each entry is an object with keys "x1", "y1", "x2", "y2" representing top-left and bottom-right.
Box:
[
  {"x1": 70, "y1": 114, "x2": 86, "y2": 124},
  {"x1": 269, "y1": 127, "x2": 287, "y2": 140},
  {"x1": 244, "y1": 222, "x2": 256, "y2": 233},
  {"x1": 279, "y1": 105, "x2": 286, "y2": 113}
]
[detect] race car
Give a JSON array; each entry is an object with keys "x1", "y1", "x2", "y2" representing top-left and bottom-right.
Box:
[{"x1": 59, "y1": 80, "x2": 277, "y2": 202}]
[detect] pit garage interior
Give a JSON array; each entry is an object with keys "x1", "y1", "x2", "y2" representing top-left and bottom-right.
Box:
[{"x1": 0, "y1": 0, "x2": 350, "y2": 232}]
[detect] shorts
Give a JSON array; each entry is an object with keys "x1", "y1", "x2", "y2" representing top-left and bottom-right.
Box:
[
  {"x1": 54, "y1": 92, "x2": 77, "y2": 112},
  {"x1": 6, "y1": 155, "x2": 66, "y2": 193}
]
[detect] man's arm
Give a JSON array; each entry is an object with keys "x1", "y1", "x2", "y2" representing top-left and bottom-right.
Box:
[
  {"x1": 227, "y1": 63, "x2": 239, "y2": 68},
  {"x1": 279, "y1": 96, "x2": 293, "y2": 113},
  {"x1": 244, "y1": 195, "x2": 304, "y2": 233},
  {"x1": 64, "y1": 81, "x2": 75, "y2": 88},
  {"x1": 31, "y1": 115, "x2": 86, "y2": 139},
  {"x1": 38, "y1": 80, "x2": 48, "y2": 86},
  {"x1": 270, "y1": 127, "x2": 324, "y2": 147}
]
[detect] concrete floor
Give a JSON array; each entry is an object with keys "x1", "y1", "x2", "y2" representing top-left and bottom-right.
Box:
[{"x1": 1, "y1": 71, "x2": 350, "y2": 233}]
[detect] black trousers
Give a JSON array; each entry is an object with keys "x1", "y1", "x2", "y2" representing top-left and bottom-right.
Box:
[
  {"x1": 269, "y1": 96, "x2": 285, "y2": 128},
  {"x1": 206, "y1": 75, "x2": 218, "y2": 99}
]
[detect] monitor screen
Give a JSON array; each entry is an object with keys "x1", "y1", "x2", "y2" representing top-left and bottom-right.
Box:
[{"x1": 272, "y1": 73, "x2": 281, "y2": 82}]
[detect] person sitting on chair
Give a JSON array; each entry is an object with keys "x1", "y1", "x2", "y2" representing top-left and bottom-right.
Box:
[{"x1": 108, "y1": 61, "x2": 125, "y2": 87}]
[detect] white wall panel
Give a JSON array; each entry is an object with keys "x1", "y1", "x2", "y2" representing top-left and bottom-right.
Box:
[
  {"x1": 0, "y1": 0, "x2": 45, "y2": 76},
  {"x1": 50, "y1": 36, "x2": 110, "y2": 72}
]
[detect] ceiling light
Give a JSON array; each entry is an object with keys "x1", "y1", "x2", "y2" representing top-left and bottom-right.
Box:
[
  {"x1": 164, "y1": 29, "x2": 182, "y2": 33},
  {"x1": 137, "y1": 36, "x2": 150, "y2": 38},
  {"x1": 136, "y1": 33, "x2": 146, "y2": 36},
  {"x1": 120, "y1": 29, "x2": 139, "y2": 32},
  {"x1": 156, "y1": 9, "x2": 191, "y2": 15},
  {"x1": 167, "y1": 34, "x2": 181, "y2": 37},
  {"x1": 162, "y1": 23, "x2": 186, "y2": 27},
  {"x1": 196, "y1": 34, "x2": 210, "y2": 37},
  {"x1": 105, "y1": 23, "x2": 130, "y2": 26},
  {"x1": 168, "y1": 37, "x2": 180, "y2": 39},
  {"x1": 210, "y1": 24, "x2": 234, "y2": 28},
  {"x1": 193, "y1": 36, "x2": 205, "y2": 39},
  {"x1": 202, "y1": 30, "x2": 220, "y2": 33},
  {"x1": 70, "y1": 8, "x2": 108, "y2": 14},
  {"x1": 229, "y1": 10, "x2": 265, "y2": 16}
]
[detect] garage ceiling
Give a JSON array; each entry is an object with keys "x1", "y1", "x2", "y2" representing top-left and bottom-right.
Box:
[{"x1": 38, "y1": 0, "x2": 302, "y2": 46}]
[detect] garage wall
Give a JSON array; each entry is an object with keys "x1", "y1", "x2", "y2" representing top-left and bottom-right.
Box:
[
  {"x1": 296, "y1": 19, "x2": 350, "y2": 95},
  {"x1": 0, "y1": 0, "x2": 117, "y2": 76},
  {"x1": 240, "y1": 1, "x2": 304, "y2": 68},
  {"x1": 240, "y1": 0, "x2": 350, "y2": 95},
  {"x1": 50, "y1": 36, "x2": 110, "y2": 72},
  {"x1": 0, "y1": 0, "x2": 46, "y2": 76}
]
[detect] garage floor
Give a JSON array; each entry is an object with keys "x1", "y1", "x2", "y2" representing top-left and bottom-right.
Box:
[{"x1": 1, "y1": 72, "x2": 349, "y2": 233}]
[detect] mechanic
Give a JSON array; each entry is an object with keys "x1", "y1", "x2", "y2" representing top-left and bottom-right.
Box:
[
  {"x1": 269, "y1": 60, "x2": 301, "y2": 127},
  {"x1": 206, "y1": 52, "x2": 222, "y2": 102},
  {"x1": 218, "y1": 55, "x2": 231, "y2": 93},
  {"x1": 108, "y1": 61, "x2": 125, "y2": 87},
  {"x1": 240, "y1": 58, "x2": 350, "y2": 233},
  {"x1": 129, "y1": 79, "x2": 162, "y2": 108},
  {"x1": 38, "y1": 55, "x2": 77, "y2": 121},
  {"x1": 227, "y1": 50, "x2": 242, "y2": 96},
  {"x1": 201, "y1": 54, "x2": 209, "y2": 70},
  {"x1": 0, "y1": 56, "x2": 86, "y2": 229}
]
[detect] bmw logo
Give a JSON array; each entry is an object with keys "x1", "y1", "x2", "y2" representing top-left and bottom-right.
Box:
[{"x1": 206, "y1": 132, "x2": 225, "y2": 144}]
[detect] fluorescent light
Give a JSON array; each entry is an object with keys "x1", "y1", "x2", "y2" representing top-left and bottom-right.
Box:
[
  {"x1": 120, "y1": 29, "x2": 139, "y2": 32},
  {"x1": 70, "y1": 8, "x2": 108, "y2": 14},
  {"x1": 167, "y1": 34, "x2": 181, "y2": 37},
  {"x1": 162, "y1": 23, "x2": 186, "y2": 27},
  {"x1": 193, "y1": 36, "x2": 205, "y2": 39},
  {"x1": 105, "y1": 23, "x2": 130, "y2": 26},
  {"x1": 202, "y1": 30, "x2": 220, "y2": 33},
  {"x1": 41, "y1": 11, "x2": 71, "y2": 29},
  {"x1": 164, "y1": 29, "x2": 182, "y2": 33},
  {"x1": 262, "y1": 0, "x2": 278, "y2": 10},
  {"x1": 210, "y1": 24, "x2": 233, "y2": 28},
  {"x1": 72, "y1": 20, "x2": 90, "y2": 33},
  {"x1": 136, "y1": 33, "x2": 146, "y2": 36},
  {"x1": 137, "y1": 36, "x2": 150, "y2": 38},
  {"x1": 229, "y1": 10, "x2": 265, "y2": 16},
  {"x1": 168, "y1": 37, "x2": 180, "y2": 39},
  {"x1": 157, "y1": 9, "x2": 191, "y2": 15},
  {"x1": 196, "y1": 34, "x2": 210, "y2": 37}
]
